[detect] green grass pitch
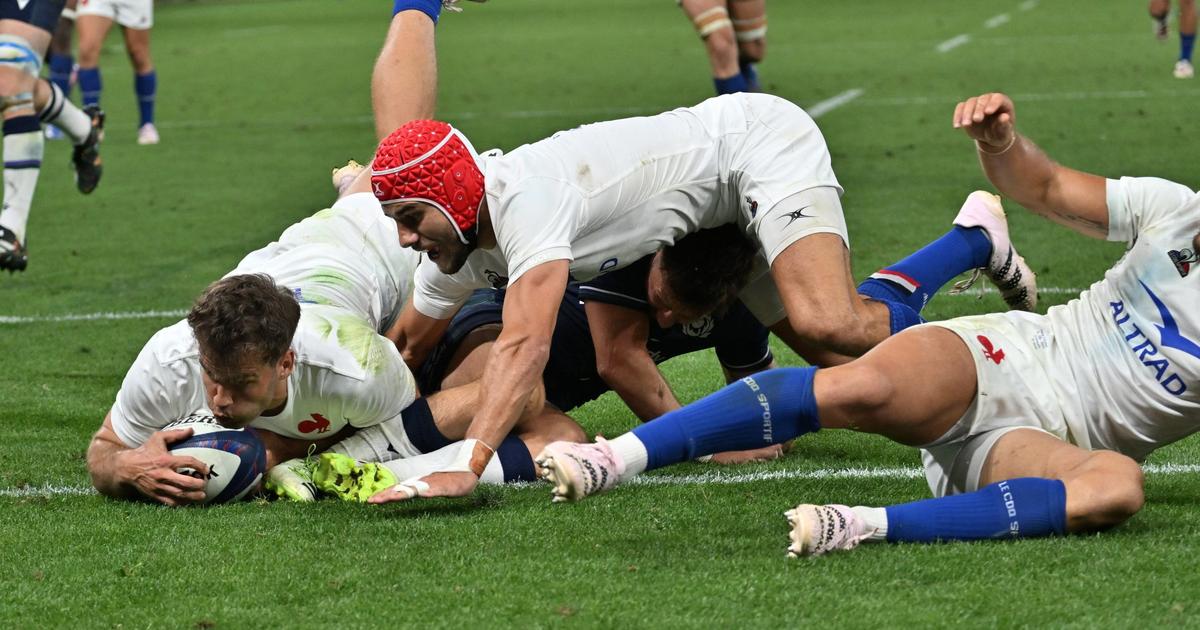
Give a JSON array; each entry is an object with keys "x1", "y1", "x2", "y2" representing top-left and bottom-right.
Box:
[{"x1": 2, "y1": 0, "x2": 1199, "y2": 626}]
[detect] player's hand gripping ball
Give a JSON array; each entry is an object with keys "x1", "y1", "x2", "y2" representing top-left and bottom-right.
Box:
[{"x1": 166, "y1": 412, "x2": 268, "y2": 504}]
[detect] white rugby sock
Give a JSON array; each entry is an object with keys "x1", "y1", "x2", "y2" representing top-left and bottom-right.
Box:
[
  {"x1": 851, "y1": 506, "x2": 889, "y2": 542},
  {"x1": 37, "y1": 82, "x2": 91, "y2": 144},
  {"x1": 381, "y1": 441, "x2": 506, "y2": 485},
  {"x1": 609, "y1": 433, "x2": 649, "y2": 483},
  {"x1": 0, "y1": 116, "x2": 44, "y2": 241}
]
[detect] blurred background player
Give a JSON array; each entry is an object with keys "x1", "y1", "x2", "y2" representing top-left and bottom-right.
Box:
[
  {"x1": 75, "y1": 0, "x2": 157, "y2": 143},
  {"x1": 679, "y1": 0, "x2": 767, "y2": 94},
  {"x1": 1150, "y1": 0, "x2": 1196, "y2": 78},
  {"x1": 44, "y1": 0, "x2": 76, "y2": 140},
  {"x1": 0, "y1": 0, "x2": 104, "y2": 272}
]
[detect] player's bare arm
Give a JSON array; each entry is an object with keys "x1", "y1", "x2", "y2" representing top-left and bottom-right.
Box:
[
  {"x1": 388, "y1": 294, "x2": 453, "y2": 371},
  {"x1": 954, "y1": 92, "x2": 1109, "y2": 239},
  {"x1": 86, "y1": 411, "x2": 209, "y2": 506},
  {"x1": 584, "y1": 300, "x2": 681, "y2": 421}
]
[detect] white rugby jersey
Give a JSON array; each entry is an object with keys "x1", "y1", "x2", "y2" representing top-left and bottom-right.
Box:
[
  {"x1": 1047, "y1": 177, "x2": 1200, "y2": 460},
  {"x1": 230, "y1": 192, "x2": 420, "y2": 333},
  {"x1": 110, "y1": 305, "x2": 417, "y2": 448},
  {"x1": 413, "y1": 93, "x2": 840, "y2": 319}
]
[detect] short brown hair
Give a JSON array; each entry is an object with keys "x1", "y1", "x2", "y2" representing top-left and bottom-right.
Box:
[
  {"x1": 661, "y1": 224, "x2": 759, "y2": 315},
  {"x1": 187, "y1": 274, "x2": 300, "y2": 385}
]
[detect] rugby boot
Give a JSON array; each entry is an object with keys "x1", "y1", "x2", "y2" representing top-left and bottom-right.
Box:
[
  {"x1": 535, "y1": 438, "x2": 625, "y2": 503},
  {"x1": 948, "y1": 191, "x2": 1038, "y2": 311},
  {"x1": 0, "y1": 226, "x2": 28, "y2": 272},
  {"x1": 785, "y1": 504, "x2": 875, "y2": 558},
  {"x1": 313, "y1": 453, "x2": 397, "y2": 503},
  {"x1": 331, "y1": 159, "x2": 365, "y2": 195},
  {"x1": 72, "y1": 106, "x2": 104, "y2": 194},
  {"x1": 264, "y1": 454, "x2": 320, "y2": 502}
]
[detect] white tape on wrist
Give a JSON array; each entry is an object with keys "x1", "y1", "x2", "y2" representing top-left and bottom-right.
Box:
[{"x1": 446, "y1": 439, "x2": 495, "y2": 477}]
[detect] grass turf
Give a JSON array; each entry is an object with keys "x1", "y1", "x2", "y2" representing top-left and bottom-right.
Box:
[{"x1": 2, "y1": 0, "x2": 1199, "y2": 626}]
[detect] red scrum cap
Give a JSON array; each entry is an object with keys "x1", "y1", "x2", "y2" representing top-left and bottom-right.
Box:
[{"x1": 371, "y1": 120, "x2": 485, "y2": 245}]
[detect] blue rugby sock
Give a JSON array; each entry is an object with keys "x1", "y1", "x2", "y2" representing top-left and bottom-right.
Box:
[
  {"x1": 48, "y1": 53, "x2": 73, "y2": 97},
  {"x1": 1182, "y1": 33, "x2": 1196, "y2": 61},
  {"x1": 631, "y1": 367, "x2": 819, "y2": 471},
  {"x1": 77, "y1": 67, "x2": 101, "y2": 107},
  {"x1": 496, "y1": 435, "x2": 536, "y2": 482},
  {"x1": 739, "y1": 60, "x2": 759, "y2": 91},
  {"x1": 885, "y1": 478, "x2": 1067, "y2": 542},
  {"x1": 134, "y1": 70, "x2": 156, "y2": 126},
  {"x1": 714, "y1": 74, "x2": 748, "y2": 95},
  {"x1": 393, "y1": 0, "x2": 442, "y2": 23},
  {"x1": 401, "y1": 398, "x2": 452, "y2": 453},
  {"x1": 858, "y1": 226, "x2": 992, "y2": 313}
]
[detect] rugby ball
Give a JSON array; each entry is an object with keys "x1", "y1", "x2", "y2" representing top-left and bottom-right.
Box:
[{"x1": 166, "y1": 412, "x2": 268, "y2": 505}]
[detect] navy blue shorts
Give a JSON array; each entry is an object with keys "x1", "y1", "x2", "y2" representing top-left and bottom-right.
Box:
[
  {"x1": 0, "y1": 0, "x2": 65, "y2": 33},
  {"x1": 417, "y1": 286, "x2": 608, "y2": 412}
]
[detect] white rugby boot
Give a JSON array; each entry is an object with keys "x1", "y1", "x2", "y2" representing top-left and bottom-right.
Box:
[
  {"x1": 785, "y1": 504, "x2": 875, "y2": 558},
  {"x1": 1174, "y1": 59, "x2": 1194, "y2": 79},
  {"x1": 948, "y1": 191, "x2": 1038, "y2": 311},
  {"x1": 264, "y1": 456, "x2": 320, "y2": 502},
  {"x1": 331, "y1": 159, "x2": 365, "y2": 195},
  {"x1": 137, "y1": 122, "x2": 160, "y2": 145},
  {"x1": 536, "y1": 438, "x2": 625, "y2": 503}
]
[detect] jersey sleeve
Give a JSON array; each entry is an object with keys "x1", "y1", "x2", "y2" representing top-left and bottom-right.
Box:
[
  {"x1": 109, "y1": 334, "x2": 197, "y2": 448},
  {"x1": 577, "y1": 255, "x2": 653, "y2": 311},
  {"x1": 492, "y1": 180, "x2": 578, "y2": 285},
  {"x1": 1106, "y1": 177, "x2": 1197, "y2": 246},
  {"x1": 411, "y1": 256, "x2": 486, "y2": 320},
  {"x1": 712, "y1": 301, "x2": 774, "y2": 371},
  {"x1": 343, "y1": 340, "x2": 419, "y2": 428}
]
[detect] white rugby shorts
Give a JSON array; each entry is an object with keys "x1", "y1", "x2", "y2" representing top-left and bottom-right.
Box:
[{"x1": 77, "y1": 0, "x2": 153, "y2": 29}]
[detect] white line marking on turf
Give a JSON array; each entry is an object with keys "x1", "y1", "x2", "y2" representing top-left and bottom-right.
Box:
[
  {"x1": 0, "y1": 288, "x2": 1093, "y2": 325},
  {"x1": 807, "y1": 88, "x2": 865, "y2": 119},
  {"x1": 0, "y1": 309, "x2": 187, "y2": 324},
  {"x1": 985, "y1": 13, "x2": 1011, "y2": 29},
  {"x1": 936, "y1": 34, "x2": 971, "y2": 53},
  {"x1": 1019, "y1": 0, "x2": 1038, "y2": 11},
  {"x1": 6, "y1": 463, "x2": 1199, "y2": 498}
]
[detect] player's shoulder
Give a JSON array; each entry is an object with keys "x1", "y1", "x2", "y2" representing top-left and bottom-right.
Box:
[
  {"x1": 141, "y1": 319, "x2": 201, "y2": 367},
  {"x1": 292, "y1": 305, "x2": 396, "y2": 384}
]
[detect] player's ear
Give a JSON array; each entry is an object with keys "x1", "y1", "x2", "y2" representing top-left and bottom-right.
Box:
[{"x1": 278, "y1": 349, "x2": 296, "y2": 378}]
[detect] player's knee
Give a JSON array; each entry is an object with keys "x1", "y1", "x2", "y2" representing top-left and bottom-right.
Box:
[
  {"x1": 737, "y1": 38, "x2": 765, "y2": 63},
  {"x1": 703, "y1": 27, "x2": 739, "y2": 66},
  {"x1": 1070, "y1": 451, "x2": 1145, "y2": 530},
  {"x1": 828, "y1": 363, "x2": 896, "y2": 421}
]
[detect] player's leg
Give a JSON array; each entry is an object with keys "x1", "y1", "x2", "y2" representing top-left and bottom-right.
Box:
[
  {"x1": 120, "y1": 20, "x2": 157, "y2": 143},
  {"x1": 728, "y1": 0, "x2": 765, "y2": 91},
  {"x1": 787, "y1": 430, "x2": 1143, "y2": 557},
  {"x1": 1151, "y1": 0, "x2": 1171, "y2": 40},
  {"x1": 0, "y1": 20, "x2": 53, "y2": 272},
  {"x1": 44, "y1": 1, "x2": 75, "y2": 139},
  {"x1": 74, "y1": 13, "x2": 112, "y2": 108},
  {"x1": 33, "y1": 77, "x2": 104, "y2": 193},
  {"x1": 679, "y1": 0, "x2": 746, "y2": 94},
  {"x1": 373, "y1": 3, "x2": 442, "y2": 140},
  {"x1": 536, "y1": 324, "x2": 977, "y2": 502},
  {"x1": 1177, "y1": 0, "x2": 1196, "y2": 77}
]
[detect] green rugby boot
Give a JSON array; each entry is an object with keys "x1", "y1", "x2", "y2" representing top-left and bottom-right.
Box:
[
  {"x1": 313, "y1": 453, "x2": 397, "y2": 503},
  {"x1": 264, "y1": 455, "x2": 320, "y2": 502}
]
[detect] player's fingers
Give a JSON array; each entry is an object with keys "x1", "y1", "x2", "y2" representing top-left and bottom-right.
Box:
[
  {"x1": 957, "y1": 97, "x2": 978, "y2": 128},
  {"x1": 158, "y1": 427, "x2": 195, "y2": 446},
  {"x1": 952, "y1": 101, "x2": 966, "y2": 128},
  {"x1": 168, "y1": 454, "x2": 209, "y2": 477},
  {"x1": 162, "y1": 468, "x2": 207, "y2": 492},
  {"x1": 367, "y1": 486, "x2": 415, "y2": 504}
]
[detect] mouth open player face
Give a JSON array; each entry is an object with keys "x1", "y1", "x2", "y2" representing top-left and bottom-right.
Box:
[{"x1": 386, "y1": 201, "x2": 473, "y2": 274}]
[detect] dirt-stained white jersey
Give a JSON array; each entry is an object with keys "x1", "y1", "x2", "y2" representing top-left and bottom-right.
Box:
[
  {"x1": 230, "y1": 192, "x2": 420, "y2": 333},
  {"x1": 1046, "y1": 177, "x2": 1200, "y2": 460},
  {"x1": 110, "y1": 305, "x2": 417, "y2": 447},
  {"x1": 413, "y1": 93, "x2": 841, "y2": 319}
]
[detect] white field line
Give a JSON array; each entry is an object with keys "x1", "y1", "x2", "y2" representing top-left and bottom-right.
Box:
[
  {"x1": 5, "y1": 462, "x2": 1199, "y2": 498},
  {"x1": 807, "y1": 88, "x2": 865, "y2": 119},
  {"x1": 0, "y1": 288, "x2": 1089, "y2": 325},
  {"x1": 984, "y1": 13, "x2": 1011, "y2": 29},
  {"x1": 1019, "y1": 0, "x2": 1038, "y2": 11},
  {"x1": 936, "y1": 34, "x2": 971, "y2": 53}
]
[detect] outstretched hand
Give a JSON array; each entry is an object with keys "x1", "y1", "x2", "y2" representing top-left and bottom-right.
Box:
[
  {"x1": 367, "y1": 470, "x2": 480, "y2": 504},
  {"x1": 953, "y1": 92, "x2": 1016, "y2": 150}
]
